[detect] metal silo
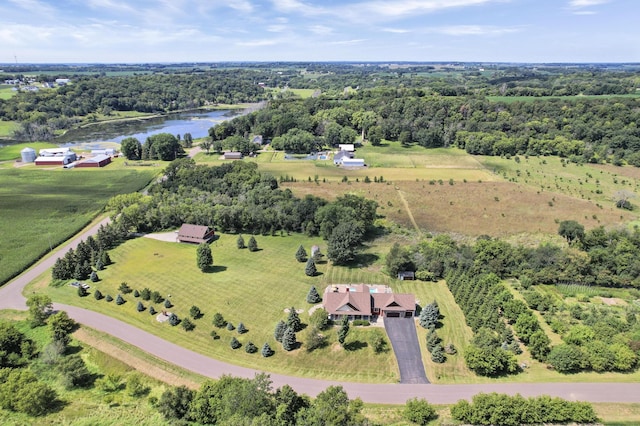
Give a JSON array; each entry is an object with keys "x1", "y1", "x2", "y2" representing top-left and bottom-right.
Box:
[{"x1": 20, "y1": 147, "x2": 36, "y2": 163}]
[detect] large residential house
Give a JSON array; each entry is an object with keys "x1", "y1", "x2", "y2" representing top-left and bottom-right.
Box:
[
  {"x1": 177, "y1": 224, "x2": 215, "y2": 244},
  {"x1": 322, "y1": 284, "x2": 416, "y2": 321}
]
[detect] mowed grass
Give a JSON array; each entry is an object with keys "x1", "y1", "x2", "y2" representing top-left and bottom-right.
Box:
[
  {"x1": 0, "y1": 165, "x2": 158, "y2": 285},
  {"x1": 0, "y1": 85, "x2": 17, "y2": 100},
  {"x1": 43, "y1": 234, "x2": 400, "y2": 383},
  {"x1": 0, "y1": 141, "x2": 58, "y2": 161}
]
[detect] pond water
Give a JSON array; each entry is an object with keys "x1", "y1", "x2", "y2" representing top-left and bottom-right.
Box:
[{"x1": 55, "y1": 109, "x2": 239, "y2": 147}]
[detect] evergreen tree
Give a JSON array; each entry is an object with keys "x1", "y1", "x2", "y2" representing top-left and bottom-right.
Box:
[
  {"x1": 337, "y1": 316, "x2": 350, "y2": 347},
  {"x1": 230, "y1": 337, "x2": 241, "y2": 349},
  {"x1": 245, "y1": 342, "x2": 257, "y2": 353},
  {"x1": 237, "y1": 234, "x2": 246, "y2": 249},
  {"x1": 426, "y1": 329, "x2": 441, "y2": 352},
  {"x1": 295, "y1": 245, "x2": 307, "y2": 262},
  {"x1": 226, "y1": 322, "x2": 235, "y2": 331},
  {"x1": 274, "y1": 320, "x2": 286, "y2": 342},
  {"x1": 261, "y1": 343, "x2": 274, "y2": 357},
  {"x1": 116, "y1": 294, "x2": 125, "y2": 305},
  {"x1": 419, "y1": 300, "x2": 440, "y2": 329},
  {"x1": 94, "y1": 289, "x2": 103, "y2": 300},
  {"x1": 189, "y1": 305, "x2": 202, "y2": 319},
  {"x1": 77, "y1": 286, "x2": 88, "y2": 297},
  {"x1": 140, "y1": 287, "x2": 151, "y2": 301},
  {"x1": 196, "y1": 243, "x2": 213, "y2": 271},
  {"x1": 248, "y1": 236, "x2": 258, "y2": 252},
  {"x1": 306, "y1": 286, "x2": 322, "y2": 303},
  {"x1": 133, "y1": 289, "x2": 140, "y2": 297},
  {"x1": 168, "y1": 313, "x2": 180, "y2": 326},
  {"x1": 164, "y1": 299, "x2": 172, "y2": 309},
  {"x1": 287, "y1": 307, "x2": 302, "y2": 332},
  {"x1": 181, "y1": 318, "x2": 195, "y2": 331},
  {"x1": 149, "y1": 306, "x2": 157, "y2": 315},
  {"x1": 212, "y1": 312, "x2": 227, "y2": 328},
  {"x1": 137, "y1": 301, "x2": 145, "y2": 312},
  {"x1": 237, "y1": 322, "x2": 247, "y2": 334},
  {"x1": 282, "y1": 327, "x2": 297, "y2": 351},
  {"x1": 95, "y1": 259, "x2": 104, "y2": 271},
  {"x1": 305, "y1": 258, "x2": 317, "y2": 277},
  {"x1": 101, "y1": 250, "x2": 111, "y2": 266},
  {"x1": 90, "y1": 271, "x2": 99, "y2": 282},
  {"x1": 105, "y1": 295, "x2": 113, "y2": 302},
  {"x1": 431, "y1": 344, "x2": 446, "y2": 363}
]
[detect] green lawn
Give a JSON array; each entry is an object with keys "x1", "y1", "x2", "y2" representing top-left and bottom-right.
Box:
[
  {"x1": 0, "y1": 163, "x2": 158, "y2": 285},
  {"x1": 0, "y1": 141, "x2": 57, "y2": 161},
  {"x1": 0, "y1": 120, "x2": 18, "y2": 138},
  {"x1": 0, "y1": 85, "x2": 17, "y2": 100}
]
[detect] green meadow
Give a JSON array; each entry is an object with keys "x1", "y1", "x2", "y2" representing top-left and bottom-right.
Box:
[
  {"x1": 0, "y1": 120, "x2": 18, "y2": 138},
  {"x1": 0, "y1": 141, "x2": 57, "y2": 162},
  {"x1": 0, "y1": 162, "x2": 158, "y2": 285}
]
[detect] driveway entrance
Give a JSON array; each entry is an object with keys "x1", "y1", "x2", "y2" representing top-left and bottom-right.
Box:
[{"x1": 383, "y1": 317, "x2": 429, "y2": 384}]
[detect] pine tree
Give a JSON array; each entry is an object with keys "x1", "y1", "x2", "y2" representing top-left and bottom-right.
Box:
[
  {"x1": 168, "y1": 313, "x2": 180, "y2": 326},
  {"x1": 237, "y1": 234, "x2": 246, "y2": 249},
  {"x1": 212, "y1": 313, "x2": 227, "y2": 328},
  {"x1": 133, "y1": 289, "x2": 140, "y2": 297},
  {"x1": 149, "y1": 306, "x2": 156, "y2": 315},
  {"x1": 282, "y1": 327, "x2": 297, "y2": 351},
  {"x1": 287, "y1": 308, "x2": 302, "y2": 332},
  {"x1": 306, "y1": 286, "x2": 322, "y2": 304},
  {"x1": 419, "y1": 300, "x2": 440, "y2": 329},
  {"x1": 305, "y1": 258, "x2": 317, "y2": 277},
  {"x1": 90, "y1": 271, "x2": 99, "y2": 282},
  {"x1": 274, "y1": 320, "x2": 286, "y2": 342},
  {"x1": 116, "y1": 294, "x2": 125, "y2": 305},
  {"x1": 431, "y1": 343, "x2": 446, "y2": 363},
  {"x1": 164, "y1": 299, "x2": 172, "y2": 309},
  {"x1": 226, "y1": 322, "x2": 235, "y2": 331},
  {"x1": 426, "y1": 329, "x2": 441, "y2": 352},
  {"x1": 189, "y1": 305, "x2": 202, "y2": 319},
  {"x1": 261, "y1": 343, "x2": 274, "y2": 357},
  {"x1": 295, "y1": 245, "x2": 307, "y2": 262},
  {"x1": 140, "y1": 288, "x2": 151, "y2": 301},
  {"x1": 101, "y1": 251, "x2": 111, "y2": 266},
  {"x1": 248, "y1": 236, "x2": 258, "y2": 252},
  {"x1": 337, "y1": 316, "x2": 350, "y2": 347},
  {"x1": 245, "y1": 342, "x2": 257, "y2": 353},
  {"x1": 230, "y1": 337, "x2": 241, "y2": 349},
  {"x1": 181, "y1": 318, "x2": 195, "y2": 331},
  {"x1": 237, "y1": 322, "x2": 247, "y2": 334},
  {"x1": 105, "y1": 294, "x2": 113, "y2": 302},
  {"x1": 94, "y1": 289, "x2": 103, "y2": 300},
  {"x1": 137, "y1": 301, "x2": 145, "y2": 312},
  {"x1": 196, "y1": 243, "x2": 213, "y2": 271}
]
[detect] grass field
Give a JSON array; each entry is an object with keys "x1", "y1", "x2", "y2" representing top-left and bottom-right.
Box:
[
  {"x1": 39, "y1": 234, "x2": 401, "y2": 383},
  {"x1": 0, "y1": 162, "x2": 158, "y2": 285},
  {"x1": 0, "y1": 120, "x2": 18, "y2": 138},
  {"x1": 0, "y1": 85, "x2": 17, "y2": 100},
  {"x1": 0, "y1": 141, "x2": 58, "y2": 162}
]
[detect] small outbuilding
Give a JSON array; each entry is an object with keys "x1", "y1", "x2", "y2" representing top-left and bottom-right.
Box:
[
  {"x1": 397, "y1": 271, "x2": 416, "y2": 281},
  {"x1": 338, "y1": 144, "x2": 355, "y2": 152},
  {"x1": 177, "y1": 224, "x2": 215, "y2": 244},
  {"x1": 341, "y1": 158, "x2": 365, "y2": 167},
  {"x1": 224, "y1": 151, "x2": 243, "y2": 160}
]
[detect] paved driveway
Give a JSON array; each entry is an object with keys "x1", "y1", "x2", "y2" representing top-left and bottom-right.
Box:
[{"x1": 384, "y1": 317, "x2": 429, "y2": 384}]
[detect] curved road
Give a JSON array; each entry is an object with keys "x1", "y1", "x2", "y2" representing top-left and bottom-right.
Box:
[{"x1": 2, "y1": 218, "x2": 640, "y2": 404}]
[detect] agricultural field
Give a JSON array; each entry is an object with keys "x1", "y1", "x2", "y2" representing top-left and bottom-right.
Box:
[{"x1": 0, "y1": 159, "x2": 159, "y2": 285}]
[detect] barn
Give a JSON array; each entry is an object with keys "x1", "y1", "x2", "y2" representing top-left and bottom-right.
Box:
[
  {"x1": 76, "y1": 154, "x2": 112, "y2": 168},
  {"x1": 177, "y1": 224, "x2": 215, "y2": 244},
  {"x1": 34, "y1": 153, "x2": 76, "y2": 166}
]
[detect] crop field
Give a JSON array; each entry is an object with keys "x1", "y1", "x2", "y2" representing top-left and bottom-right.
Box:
[{"x1": 0, "y1": 164, "x2": 158, "y2": 285}]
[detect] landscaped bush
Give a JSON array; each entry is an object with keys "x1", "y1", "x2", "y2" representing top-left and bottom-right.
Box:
[
  {"x1": 352, "y1": 319, "x2": 370, "y2": 326},
  {"x1": 210, "y1": 330, "x2": 219, "y2": 340},
  {"x1": 212, "y1": 313, "x2": 226, "y2": 328},
  {"x1": 181, "y1": 318, "x2": 195, "y2": 331},
  {"x1": 404, "y1": 398, "x2": 437, "y2": 425}
]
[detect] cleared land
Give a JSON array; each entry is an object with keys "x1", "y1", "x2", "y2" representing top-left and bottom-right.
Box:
[
  {"x1": 0, "y1": 158, "x2": 158, "y2": 285},
  {"x1": 0, "y1": 120, "x2": 18, "y2": 138}
]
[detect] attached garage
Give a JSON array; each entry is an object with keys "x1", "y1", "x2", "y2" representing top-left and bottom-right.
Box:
[{"x1": 386, "y1": 312, "x2": 401, "y2": 318}]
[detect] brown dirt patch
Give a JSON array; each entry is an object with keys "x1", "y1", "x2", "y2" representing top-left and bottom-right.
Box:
[
  {"x1": 73, "y1": 328, "x2": 199, "y2": 389},
  {"x1": 600, "y1": 297, "x2": 625, "y2": 306}
]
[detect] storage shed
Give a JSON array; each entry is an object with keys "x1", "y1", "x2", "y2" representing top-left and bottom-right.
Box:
[{"x1": 224, "y1": 152, "x2": 243, "y2": 160}]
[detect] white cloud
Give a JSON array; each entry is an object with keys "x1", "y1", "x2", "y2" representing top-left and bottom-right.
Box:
[
  {"x1": 267, "y1": 24, "x2": 287, "y2": 32},
  {"x1": 328, "y1": 39, "x2": 366, "y2": 45},
  {"x1": 427, "y1": 25, "x2": 521, "y2": 36},
  {"x1": 309, "y1": 25, "x2": 333, "y2": 35},
  {"x1": 236, "y1": 39, "x2": 280, "y2": 47},
  {"x1": 569, "y1": 0, "x2": 610, "y2": 7},
  {"x1": 271, "y1": 0, "x2": 324, "y2": 16},
  {"x1": 382, "y1": 28, "x2": 411, "y2": 34}
]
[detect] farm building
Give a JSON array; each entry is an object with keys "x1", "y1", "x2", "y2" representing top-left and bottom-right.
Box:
[
  {"x1": 91, "y1": 148, "x2": 116, "y2": 156},
  {"x1": 39, "y1": 147, "x2": 72, "y2": 157},
  {"x1": 34, "y1": 152, "x2": 77, "y2": 166},
  {"x1": 338, "y1": 144, "x2": 355, "y2": 152},
  {"x1": 341, "y1": 158, "x2": 365, "y2": 167},
  {"x1": 177, "y1": 224, "x2": 215, "y2": 244},
  {"x1": 333, "y1": 150, "x2": 354, "y2": 165},
  {"x1": 224, "y1": 152, "x2": 243, "y2": 160},
  {"x1": 20, "y1": 147, "x2": 36, "y2": 163},
  {"x1": 323, "y1": 284, "x2": 416, "y2": 321},
  {"x1": 76, "y1": 154, "x2": 112, "y2": 168}
]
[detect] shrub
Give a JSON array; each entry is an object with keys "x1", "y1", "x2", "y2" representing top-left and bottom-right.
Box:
[
  {"x1": 77, "y1": 286, "x2": 88, "y2": 297},
  {"x1": 189, "y1": 305, "x2": 202, "y2": 319},
  {"x1": 261, "y1": 343, "x2": 274, "y2": 357},
  {"x1": 181, "y1": 318, "x2": 195, "y2": 331},
  {"x1": 210, "y1": 330, "x2": 219, "y2": 340},
  {"x1": 118, "y1": 282, "x2": 132, "y2": 294},
  {"x1": 168, "y1": 313, "x2": 180, "y2": 326},
  {"x1": 404, "y1": 398, "x2": 437, "y2": 425},
  {"x1": 212, "y1": 313, "x2": 227, "y2": 328},
  {"x1": 352, "y1": 319, "x2": 370, "y2": 326},
  {"x1": 140, "y1": 288, "x2": 151, "y2": 301},
  {"x1": 230, "y1": 337, "x2": 241, "y2": 349},
  {"x1": 105, "y1": 294, "x2": 113, "y2": 302},
  {"x1": 245, "y1": 342, "x2": 257, "y2": 353}
]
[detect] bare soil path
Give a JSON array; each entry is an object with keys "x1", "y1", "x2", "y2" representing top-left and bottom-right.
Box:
[{"x1": 2, "y1": 217, "x2": 640, "y2": 403}]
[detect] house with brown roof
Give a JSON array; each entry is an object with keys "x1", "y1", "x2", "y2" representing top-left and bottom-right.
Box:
[
  {"x1": 323, "y1": 284, "x2": 415, "y2": 321},
  {"x1": 177, "y1": 224, "x2": 215, "y2": 244}
]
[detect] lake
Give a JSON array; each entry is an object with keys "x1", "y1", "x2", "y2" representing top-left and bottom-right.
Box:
[{"x1": 56, "y1": 109, "x2": 239, "y2": 147}]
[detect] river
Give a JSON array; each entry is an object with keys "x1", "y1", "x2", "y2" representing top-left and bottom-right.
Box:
[{"x1": 55, "y1": 109, "x2": 239, "y2": 147}]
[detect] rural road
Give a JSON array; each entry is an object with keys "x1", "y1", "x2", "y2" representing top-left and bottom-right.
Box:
[{"x1": 2, "y1": 218, "x2": 640, "y2": 404}]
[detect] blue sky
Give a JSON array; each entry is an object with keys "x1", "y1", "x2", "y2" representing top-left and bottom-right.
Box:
[{"x1": 0, "y1": 0, "x2": 636, "y2": 63}]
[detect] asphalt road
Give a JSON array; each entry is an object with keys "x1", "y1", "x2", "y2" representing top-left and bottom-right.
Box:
[{"x1": 2, "y1": 218, "x2": 640, "y2": 404}]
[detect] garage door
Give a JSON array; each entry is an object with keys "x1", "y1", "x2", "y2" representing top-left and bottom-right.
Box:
[{"x1": 386, "y1": 312, "x2": 400, "y2": 317}]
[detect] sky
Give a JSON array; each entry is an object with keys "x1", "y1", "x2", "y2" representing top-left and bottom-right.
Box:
[{"x1": 0, "y1": 0, "x2": 637, "y2": 63}]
